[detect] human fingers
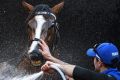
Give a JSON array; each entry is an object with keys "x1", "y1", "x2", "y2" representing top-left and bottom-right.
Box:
[
  {"x1": 41, "y1": 61, "x2": 53, "y2": 70},
  {"x1": 39, "y1": 42, "x2": 44, "y2": 50},
  {"x1": 41, "y1": 63, "x2": 50, "y2": 71},
  {"x1": 39, "y1": 49, "x2": 44, "y2": 55},
  {"x1": 40, "y1": 39, "x2": 48, "y2": 47}
]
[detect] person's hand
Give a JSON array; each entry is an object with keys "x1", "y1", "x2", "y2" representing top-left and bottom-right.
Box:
[
  {"x1": 41, "y1": 61, "x2": 53, "y2": 71},
  {"x1": 41, "y1": 61, "x2": 74, "y2": 80},
  {"x1": 41, "y1": 61, "x2": 63, "y2": 74},
  {"x1": 39, "y1": 39, "x2": 54, "y2": 60}
]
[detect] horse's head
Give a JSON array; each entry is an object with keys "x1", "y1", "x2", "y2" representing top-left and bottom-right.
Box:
[{"x1": 22, "y1": 1, "x2": 64, "y2": 66}]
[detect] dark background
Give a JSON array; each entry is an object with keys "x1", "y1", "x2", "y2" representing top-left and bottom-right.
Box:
[{"x1": 0, "y1": 0, "x2": 120, "y2": 71}]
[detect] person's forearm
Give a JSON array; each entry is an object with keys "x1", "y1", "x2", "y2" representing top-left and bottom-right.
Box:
[
  {"x1": 49, "y1": 56, "x2": 68, "y2": 65},
  {"x1": 48, "y1": 56, "x2": 75, "y2": 77},
  {"x1": 60, "y1": 64, "x2": 75, "y2": 77}
]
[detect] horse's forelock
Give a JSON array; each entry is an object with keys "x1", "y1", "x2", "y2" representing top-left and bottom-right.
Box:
[
  {"x1": 26, "y1": 4, "x2": 52, "y2": 23},
  {"x1": 34, "y1": 4, "x2": 52, "y2": 13}
]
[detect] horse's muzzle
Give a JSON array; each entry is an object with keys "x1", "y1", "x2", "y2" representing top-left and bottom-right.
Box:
[{"x1": 28, "y1": 45, "x2": 44, "y2": 66}]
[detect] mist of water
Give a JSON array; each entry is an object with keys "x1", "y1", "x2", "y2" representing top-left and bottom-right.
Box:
[
  {"x1": 0, "y1": 62, "x2": 43, "y2": 80},
  {"x1": 11, "y1": 71, "x2": 43, "y2": 80}
]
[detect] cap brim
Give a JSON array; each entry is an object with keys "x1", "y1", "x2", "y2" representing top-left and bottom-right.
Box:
[{"x1": 86, "y1": 48, "x2": 96, "y2": 57}]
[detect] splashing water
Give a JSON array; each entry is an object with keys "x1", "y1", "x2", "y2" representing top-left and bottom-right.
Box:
[
  {"x1": 0, "y1": 62, "x2": 43, "y2": 80},
  {"x1": 12, "y1": 71, "x2": 44, "y2": 80},
  {"x1": 0, "y1": 61, "x2": 66, "y2": 80}
]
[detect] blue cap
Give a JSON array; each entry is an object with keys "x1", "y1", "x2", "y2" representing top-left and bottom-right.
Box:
[{"x1": 87, "y1": 43, "x2": 120, "y2": 65}]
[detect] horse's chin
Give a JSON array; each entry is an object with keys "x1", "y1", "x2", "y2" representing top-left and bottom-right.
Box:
[{"x1": 27, "y1": 51, "x2": 45, "y2": 67}]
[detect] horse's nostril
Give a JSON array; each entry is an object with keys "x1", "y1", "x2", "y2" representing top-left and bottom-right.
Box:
[{"x1": 43, "y1": 8, "x2": 47, "y2": 11}]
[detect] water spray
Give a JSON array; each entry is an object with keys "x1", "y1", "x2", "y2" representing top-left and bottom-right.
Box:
[
  {"x1": 14, "y1": 63, "x2": 66, "y2": 80},
  {"x1": 11, "y1": 71, "x2": 44, "y2": 80}
]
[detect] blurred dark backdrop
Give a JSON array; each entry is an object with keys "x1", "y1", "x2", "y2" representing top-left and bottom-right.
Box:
[{"x1": 0, "y1": 0, "x2": 120, "y2": 71}]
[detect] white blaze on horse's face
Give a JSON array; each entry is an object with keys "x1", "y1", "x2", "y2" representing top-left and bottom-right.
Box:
[
  {"x1": 34, "y1": 15, "x2": 46, "y2": 39},
  {"x1": 28, "y1": 15, "x2": 46, "y2": 39},
  {"x1": 28, "y1": 15, "x2": 46, "y2": 53}
]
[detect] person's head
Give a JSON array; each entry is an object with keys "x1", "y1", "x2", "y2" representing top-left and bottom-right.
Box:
[{"x1": 87, "y1": 43, "x2": 120, "y2": 72}]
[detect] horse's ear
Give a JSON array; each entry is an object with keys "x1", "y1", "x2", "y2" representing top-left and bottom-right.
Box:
[
  {"x1": 51, "y1": 1, "x2": 64, "y2": 15},
  {"x1": 22, "y1": 0, "x2": 34, "y2": 12}
]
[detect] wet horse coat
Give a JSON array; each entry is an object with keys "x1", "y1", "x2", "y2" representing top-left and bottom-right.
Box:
[{"x1": 18, "y1": 0, "x2": 64, "y2": 74}]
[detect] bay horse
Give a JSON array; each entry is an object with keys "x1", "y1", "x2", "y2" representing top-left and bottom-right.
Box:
[{"x1": 18, "y1": 0, "x2": 64, "y2": 74}]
